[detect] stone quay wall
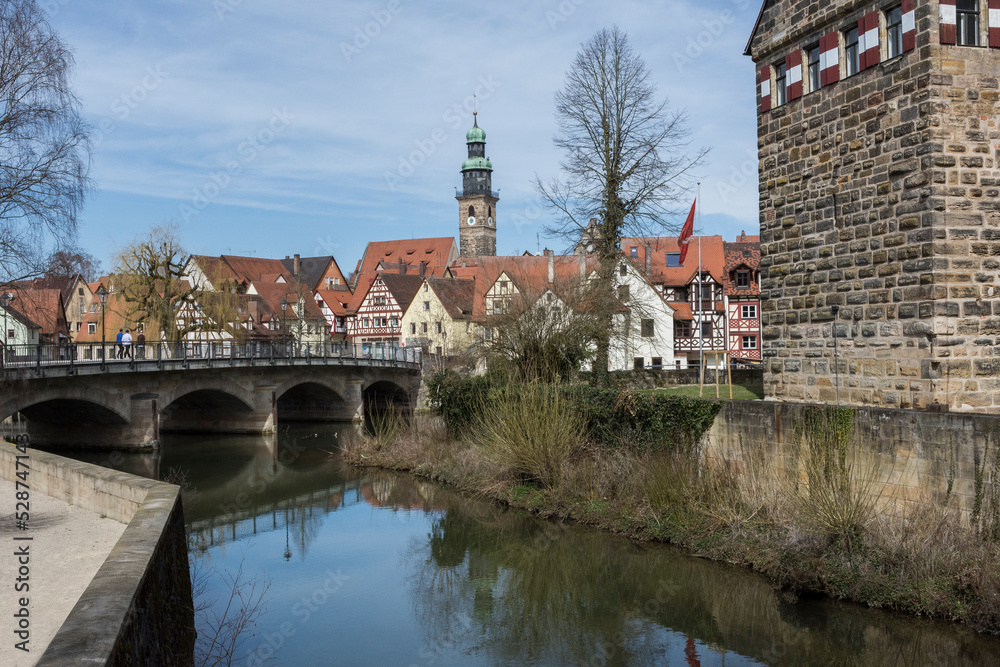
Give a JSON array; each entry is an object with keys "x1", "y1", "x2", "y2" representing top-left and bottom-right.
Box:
[
  {"x1": 750, "y1": 0, "x2": 1000, "y2": 411},
  {"x1": 705, "y1": 400, "x2": 1000, "y2": 517},
  {"x1": 0, "y1": 442, "x2": 195, "y2": 666}
]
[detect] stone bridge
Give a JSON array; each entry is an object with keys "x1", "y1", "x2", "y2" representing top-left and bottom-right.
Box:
[{"x1": 0, "y1": 353, "x2": 421, "y2": 450}]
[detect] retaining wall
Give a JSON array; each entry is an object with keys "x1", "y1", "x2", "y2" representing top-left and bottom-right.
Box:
[
  {"x1": 0, "y1": 442, "x2": 195, "y2": 666},
  {"x1": 704, "y1": 400, "x2": 1000, "y2": 515}
]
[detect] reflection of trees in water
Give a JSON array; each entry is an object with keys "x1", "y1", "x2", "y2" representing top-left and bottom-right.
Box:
[{"x1": 393, "y1": 473, "x2": 1000, "y2": 666}]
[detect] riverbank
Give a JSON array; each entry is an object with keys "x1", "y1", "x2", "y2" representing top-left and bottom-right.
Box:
[{"x1": 345, "y1": 405, "x2": 1000, "y2": 636}]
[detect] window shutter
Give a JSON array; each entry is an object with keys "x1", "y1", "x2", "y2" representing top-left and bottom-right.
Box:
[
  {"x1": 785, "y1": 50, "x2": 803, "y2": 101},
  {"x1": 991, "y1": 0, "x2": 1000, "y2": 47},
  {"x1": 819, "y1": 32, "x2": 839, "y2": 86},
  {"x1": 940, "y1": 0, "x2": 957, "y2": 45},
  {"x1": 902, "y1": 0, "x2": 916, "y2": 51},
  {"x1": 760, "y1": 64, "x2": 771, "y2": 112},
  {"x1": 860, "y1": 11, "x2": 880, "y2": 70}
]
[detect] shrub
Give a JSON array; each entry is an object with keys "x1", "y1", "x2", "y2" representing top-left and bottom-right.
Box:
[{"x1": 473, "y1": 384, "x2": 587, "y2": 488}]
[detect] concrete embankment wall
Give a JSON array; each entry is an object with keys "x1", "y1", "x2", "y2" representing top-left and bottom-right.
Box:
[
  {"x1": 0, "y1": 442, "x2": 195, "y2": 666},
  {"x1": 704, "y1": 400, "x2": 1000, "y2": 515}
]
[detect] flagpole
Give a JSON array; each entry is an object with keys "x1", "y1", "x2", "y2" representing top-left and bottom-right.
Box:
[{"x1": 698, "y1": 182, "x2": 704, "y2": 398}]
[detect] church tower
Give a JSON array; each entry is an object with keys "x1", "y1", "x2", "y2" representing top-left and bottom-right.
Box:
[{"x1": 457, "y1": 111, "x2": 497, "y2": 259}]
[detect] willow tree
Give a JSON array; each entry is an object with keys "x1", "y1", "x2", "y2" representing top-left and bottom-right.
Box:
[
  {"x1": 535, "y1": 26, "x2": 706, "y2": 385},
  {"x1": 0, "y1": 0, "x2": 92, "y2": 283},
  {"x1": 114, "y1": 225, "x2": 245, "y2": 348}
]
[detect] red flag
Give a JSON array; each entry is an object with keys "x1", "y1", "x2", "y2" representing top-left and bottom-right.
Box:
[{"x1": 678, "y1": 199, "x2": 696, "y2": 264}]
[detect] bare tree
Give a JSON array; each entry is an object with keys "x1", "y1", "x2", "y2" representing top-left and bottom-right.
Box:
[
  {"x1": 534, "y1": 26, "x2": 706, "y2": 385},
  {"x1": 0, "y1": 0, "x2": 92, "y2": 283},
  {"x1": 45, "y1": 248, "x2": 101, "y2": 280}
]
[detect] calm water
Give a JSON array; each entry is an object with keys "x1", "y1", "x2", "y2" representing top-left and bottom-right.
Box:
[{"x1": 62, "y1": 425, "x2": 1000, "y2": 666}]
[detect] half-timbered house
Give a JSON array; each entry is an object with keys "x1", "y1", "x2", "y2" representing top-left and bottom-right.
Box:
[
  {"x1": 723, "y1": 233, "x2": 762, "y2": 365},
  {"x1": 348, "y1": 272, "x2": 424, "y2": 354}
]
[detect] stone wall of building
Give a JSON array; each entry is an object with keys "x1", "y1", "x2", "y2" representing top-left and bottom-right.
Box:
[{"x1": 749, "y1": 1, "x2": 1000, "y2": 412}]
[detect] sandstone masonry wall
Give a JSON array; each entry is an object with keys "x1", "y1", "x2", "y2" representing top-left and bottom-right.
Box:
[{"x1": 749, "y1": 0, "x2": 1000, "y2": 411}]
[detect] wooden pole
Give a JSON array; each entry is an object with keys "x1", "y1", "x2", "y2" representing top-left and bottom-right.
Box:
[
  {"x1": 727, "y1": 350, "x2": 733, "y2": 399},
  {"x1": 715, "y1": 351, "x2": 720, "y2": 398}
]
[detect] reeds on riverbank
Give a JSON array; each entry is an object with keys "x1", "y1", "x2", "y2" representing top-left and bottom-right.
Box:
[{"x1": 345, "y1": 397, "x2": 1000, "y2": 635}]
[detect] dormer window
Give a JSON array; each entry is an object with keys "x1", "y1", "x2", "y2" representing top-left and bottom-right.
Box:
[{"x1": 736, "y1": 270, "x2": 750, "y2": 288}]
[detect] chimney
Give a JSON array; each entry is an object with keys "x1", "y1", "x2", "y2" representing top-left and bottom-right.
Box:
[
  {"x1": 419, "y1": 261, "x2": 427, "y2": 277},
  {"x1": 293, "y1": 254, "x2": 301, "y2": 277},
  {"x1": 740, "y1": 230, "x2": 747, "y2": 242},
  {"x1": 399, "y1": 257, "x2": 406, "y2": 275},
  {"x1": 645, "y1": 244, "x2": 651, "y2": 276},
  {"x1": 545, "y1": 249, "x2": 554, "y2": 284}
]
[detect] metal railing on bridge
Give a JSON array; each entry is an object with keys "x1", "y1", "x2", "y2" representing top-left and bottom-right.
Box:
[{"x1": 0, "y1": 339, "x2": 422, "y2": 373}]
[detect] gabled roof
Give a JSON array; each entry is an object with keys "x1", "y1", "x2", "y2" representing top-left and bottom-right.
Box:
[
  {"x1": 280, "y1": 256, "x2": 344, "y2": 291},
  {"x1": 466, "y1": 254, "x2": 599, "y2": 321},
  {"x1": 426, "y1": 278, "x2": 475, "y2": 319},
  {"x1": 352, "y1": 238, "x2": 458, "y2": 288},
  {"x1": 744, "y1": 1, "x2": 771, "y2": 57},
  {"x1": 249, "y1": 280, "x2": 324, "y2": 321},
  {"x1": 314, "y1": 289, "x2": 352, "y2": 317},
  {"x1": 723, "y1": 236, "x2": 762, "y2": 297},
  {"x1": 379, "y1": 273, "x2": 426, "y2": 313},
  {"x1": 219, "y1": 255, "x2": 293, "y2": 285},
  {"x1": 620, "y1": 236, "x2": 727, "y2": 287},
  {"x1": 4, "y1": 287, "x2": 67, "y2": 339}
]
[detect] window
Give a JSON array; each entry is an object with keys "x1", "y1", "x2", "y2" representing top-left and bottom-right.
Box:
[
  {"x1": 957, "y1": 0, "x2": 980, "y2": 46},
  {"x1": 499, "y1": 280, "x2": 509, "y2": 291},
  {"x1": 700, "y1": 284, "x2": 713, "y2": 302},
  {"x1": 90, "y1": 303, "x2": 99, "y2": 313},
  {"x1": 806, "y1": 44, "x2": 821, "y2": 92},
  {"x1": 619, "y1": 265, "x2": 627, "y2": 276},
  {"x1": 886, "y1": 6, "x2": 903, "y2": 58},
  {"x1": 741, "y1": 304, "x2": 758, "y2": 319},
  {"x1": 633, "y1": 358, "x2": 644, "y2": 370},
  {"x1": 76, "y1": 322, "x2": 81, "y2": 331},
  {"x1": 736, "y1": 271, "x2": 750, "y2": 287},
  {"x1": 88, "y1": 323, "x2": 96, "y2": 334},
  {"x1": 630, "y1": 246, "x2": 638, "y2": 258},
  {"x1": 423, "y1": 283, "x2": 429, "y2": 291},
  {"x1": 845, "y1": 27, "x2": 860, "y2": 76},
  {"x1": 774, "y1": 61, "x2": 787, "y2": 105},
  {"x1": 701, "y1": 321, "x2": 712, "y2": 338},
  {"x1": 641, "y1": 319, "x2": 654, "y2": 338},
  {"x1": 435, "y1": 322, "x2": 442, "y2": 334},
  {"x1": 651, "y1": 357, "x2": 662, "y2": 370},
  {"x1": 673, "y1": 287, "x2": 688, "y2": 302},
  {"x1": 410, "y1": 323, "x2": 416, "y2": 334},
  {"x1": 423, "y1": 301, "x2": 430, "y2": 311},
  {"x1": 79, "y1": 303, "x2": 85, "y2": 314},
  {"x1": 484, "y1": 327, "x2": 493, "y2": 341},
  {"x1": 436, "y1": 346, "x2": 442, "y2": 355},
  {"x1": 363, "y1": 317, "x2": 369, "y2": 328},
  {"x1": 617, "y1": 284, "x2": 630, "y2": 301},
  {"x1": 391, "y1": 317, "x2": 398, "y2": 327},
  {"x1": 675, "y1": 321, "x2": 691, "y2": 338},
  {"x1": 742, "y1": 336, "x2": 758, "y2": 350},
  {"x1": 665, "y1": 252, "x2": 681, "y2": 267},
  {"x1": 84, "y1": 347, "x2": 92, "y2": 360},
  {"x1": 421, "y1": 322, "x2": 428, "y2": 333}
]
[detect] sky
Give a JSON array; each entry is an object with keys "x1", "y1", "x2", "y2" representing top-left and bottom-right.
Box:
[{"x1": 45, "y1": 0, "x2": 763, "y2": 276}]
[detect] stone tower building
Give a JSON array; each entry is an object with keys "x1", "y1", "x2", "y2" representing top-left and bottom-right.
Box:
[
  {"x1": 747, "y1": 0, "x2": 1000, "y2": 412},
  {"x1": 457, "y1": 112, "x2": 498, "y2": 259}
]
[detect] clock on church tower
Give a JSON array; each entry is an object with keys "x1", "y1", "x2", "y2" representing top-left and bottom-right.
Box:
[{"x1": 457, "y1": 111, "x2": 498, "y2": 259}]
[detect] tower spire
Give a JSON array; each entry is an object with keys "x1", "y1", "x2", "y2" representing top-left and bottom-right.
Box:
[{"x1": 457, "y1": 110, "x2": 497, "y2": 259}]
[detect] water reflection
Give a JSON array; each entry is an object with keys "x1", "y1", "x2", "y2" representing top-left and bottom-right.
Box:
[{"x1": 50, "y1": 426, "x2": 1000, "y2": 666}]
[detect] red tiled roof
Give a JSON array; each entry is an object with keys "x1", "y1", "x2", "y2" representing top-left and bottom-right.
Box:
[
  {"x1": 5, "y1": 287, "x2": 68, "y2": 340},
  {"x1": 379, "y1": 273, "x2": 427, "y2": 313},
  {"x1": 621, "y1": 236, "x2": 727, "y2": 287},
  {"x1": 350, "y1": 238, "x2": 458, "y2": 306},
  {"x1": 466, "y1": 254, "x2": 599, "y2": 321},
  {"x1": 314, "y1": 289, "x2": 351, "y2": 316}
]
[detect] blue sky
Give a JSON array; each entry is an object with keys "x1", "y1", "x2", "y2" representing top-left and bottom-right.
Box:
[{"x1": 47, "y1": 0, "x2": 762, "y2": 275}]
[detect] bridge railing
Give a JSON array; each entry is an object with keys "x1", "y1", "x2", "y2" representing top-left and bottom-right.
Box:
[{"x1": 0, "y1": 339, "x2": 422, "y2": 371}]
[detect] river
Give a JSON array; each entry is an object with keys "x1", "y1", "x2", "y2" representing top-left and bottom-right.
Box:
[{"x1": 59, "y1": 424, "x2": 1000, "y2": 666}]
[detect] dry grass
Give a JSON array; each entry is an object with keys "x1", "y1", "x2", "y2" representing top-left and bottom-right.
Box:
[{"x1": 345, "y1": 401, "x2": 1000, "y2": 634}]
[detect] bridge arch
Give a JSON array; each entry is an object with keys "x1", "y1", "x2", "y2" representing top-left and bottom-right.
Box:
[
  {"x1": 0, "y1": 385, "x2": 130, "y2": 426},
  {"x1": 158, "y1": 380, "x2": 257, "y2": 434},
  {"x1": 275, "y1": 379, "x2": 351, "y2": 422}
]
